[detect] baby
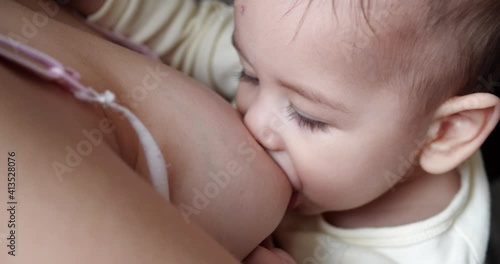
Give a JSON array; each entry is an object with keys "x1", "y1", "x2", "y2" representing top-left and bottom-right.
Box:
[
  {"x1": 73, "y1": 0, "x2": 500, "y2": 263},
  {"x1": 234, "y1": 1, "x2": 499, "y2": 263}
]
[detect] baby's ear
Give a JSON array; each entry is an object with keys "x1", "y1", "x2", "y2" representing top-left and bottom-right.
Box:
[{"x1": 420, "y1": 93, "x2": 500, "y2": 174}]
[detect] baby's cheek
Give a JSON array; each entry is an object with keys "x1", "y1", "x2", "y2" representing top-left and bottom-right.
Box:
[{"x1": 296, "y1": 146, "x2": 378, "y2": 210}]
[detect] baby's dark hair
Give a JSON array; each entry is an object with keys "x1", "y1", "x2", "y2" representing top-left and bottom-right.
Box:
[
  {"x1": 415, "y1": 0, "x2": 500, "y2": 112},
  {"x1": 366, "y1": 0, "x2": 499, "y2": 115}
]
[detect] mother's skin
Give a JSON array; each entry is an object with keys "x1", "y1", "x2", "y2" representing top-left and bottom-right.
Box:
[{"x1": 0, "y1": 0, "x2": 291, "y2": 262}]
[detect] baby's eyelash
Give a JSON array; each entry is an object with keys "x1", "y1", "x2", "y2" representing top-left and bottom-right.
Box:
[
  {"x1": 235, "y1": 71, "x2": 329, "y2": 132},
  {"x1": 238, "y1": 70, "x2": 260, "y2": 86},
  {"x1": 286, "y1": 105, "x2": 329, "y2": 132}
]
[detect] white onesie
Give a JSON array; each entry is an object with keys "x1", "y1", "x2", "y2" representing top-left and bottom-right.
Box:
[{"x1": 275, "y1": 152, "x2": 490, "y2": 264}]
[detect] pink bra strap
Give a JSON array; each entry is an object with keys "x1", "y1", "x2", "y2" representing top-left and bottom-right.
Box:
[{"x1": 0, "y1": 34, "x2": 169, "y2": 201}]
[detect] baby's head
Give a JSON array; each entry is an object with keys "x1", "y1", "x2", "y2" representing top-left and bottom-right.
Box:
[{"x1": 233, "y1": 0, "x2": 500, "y2": 214}]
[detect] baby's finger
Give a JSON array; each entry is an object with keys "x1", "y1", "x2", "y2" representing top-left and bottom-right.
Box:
[
  {"x1": 243, "y1": 246, "x2": 296, "y2": 264},
  {"x1": 269, "y1": 248, "x2": 297, "y2": 264}
]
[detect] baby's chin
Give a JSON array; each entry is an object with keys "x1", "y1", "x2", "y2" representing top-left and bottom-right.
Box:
[{"x1": 290, "y1": 193, "x2": 326, "y2": 215}]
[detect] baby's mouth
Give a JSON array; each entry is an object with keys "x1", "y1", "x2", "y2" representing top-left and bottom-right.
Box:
[
  {"x1": 267, "y1": 150, "x2": 301, "y2": 192},
  {"x1": 289, "y1": 191, "x2": 301, "y2": 209}
]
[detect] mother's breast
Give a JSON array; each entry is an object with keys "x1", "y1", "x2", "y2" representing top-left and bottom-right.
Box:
[{"x1": 0, "y1": 0, "x2": 292, "y2": 258}]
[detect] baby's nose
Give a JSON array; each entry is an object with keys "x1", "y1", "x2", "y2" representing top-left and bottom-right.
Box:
[
  {"x1": 257, "y1": 126, "x2": 284, "y2": 151},
  {"x1": 244, "y1": 103, "x2": 285, "y2": 151}
]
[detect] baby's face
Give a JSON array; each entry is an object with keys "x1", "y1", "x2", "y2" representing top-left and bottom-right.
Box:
[{"x1": 234, "y1": 0, "x2": 427, "y2": 214}]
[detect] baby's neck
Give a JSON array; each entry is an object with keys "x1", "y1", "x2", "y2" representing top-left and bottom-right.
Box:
[{"x1": 323, "y1": 167, "x2": 461, "y2": 228}]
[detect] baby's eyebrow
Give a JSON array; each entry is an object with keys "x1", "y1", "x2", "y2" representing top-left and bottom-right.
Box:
[{"x1": 280, "y1": 79, "x2": 351, "y2": 114}]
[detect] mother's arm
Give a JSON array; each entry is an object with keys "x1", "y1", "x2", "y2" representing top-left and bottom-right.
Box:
[{"x1": 0, "y1": 0, "x2": 291, "y2": 261}]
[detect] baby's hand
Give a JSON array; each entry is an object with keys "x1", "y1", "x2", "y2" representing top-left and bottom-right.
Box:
[{"x1": 243, "y1": 246, "x2": 296, "y2": 264}]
